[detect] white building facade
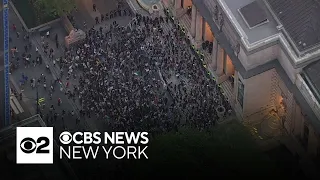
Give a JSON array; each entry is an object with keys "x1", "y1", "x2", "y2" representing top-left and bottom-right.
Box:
[{"x1": 162, "y1": 0, "x2": 320, "y2": 160}]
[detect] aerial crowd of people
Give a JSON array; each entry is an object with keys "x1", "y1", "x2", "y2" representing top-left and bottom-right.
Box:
[
  {"x1": 9, "y1": 2, "x2": 232, "y2": 135},
  {"x1": 58, "y1": 13, "x2": 232, "y2": 133}
]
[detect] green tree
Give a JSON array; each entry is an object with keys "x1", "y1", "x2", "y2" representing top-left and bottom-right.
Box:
[
  {"x1": 33, "y1": 0, "x2": 75, "y2": 18},
  {"x1": 121, "y1": 121, "x2": 277, "y2": 179}
]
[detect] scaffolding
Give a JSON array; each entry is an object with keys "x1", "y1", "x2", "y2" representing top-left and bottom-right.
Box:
[{"x1": 2, "y1": 0, "x2": 10, "y2": 126}]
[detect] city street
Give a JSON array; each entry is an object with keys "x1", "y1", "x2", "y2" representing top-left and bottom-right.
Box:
[
  {"x1": 8, "y1": 1, "x2": 132, "y2": 135},
  {"x1": 9, "y1": 5, "x2": 85, "y2": 135}
]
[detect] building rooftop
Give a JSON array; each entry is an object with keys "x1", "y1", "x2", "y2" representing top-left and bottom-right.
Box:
[
  {"x1": 266, "y1": 0, "x2": 320, "y2": 52},
  {"x1": 0, "y1": 115, "x2": 77, "y2": 180},
  {"x1": 239, "y1": 1, "x2": 268, "y2": 29},
  {"x1": 222, "y1": 0, "x2": 279, "y2": 44},
  {"x1": 195, "y1": 0, "x2": 320, "y2": 132},
  {"x1": 304, "y1": 60, "x2": 320, "y2": 101}
]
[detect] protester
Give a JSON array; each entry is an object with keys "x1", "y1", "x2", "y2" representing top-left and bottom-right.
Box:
[
  {"x1": 10, "y1": 6, "x2": 231, "y2": 133},
  {"x1": 56, "y1": 13, "x2": 232, "y2": 133}
]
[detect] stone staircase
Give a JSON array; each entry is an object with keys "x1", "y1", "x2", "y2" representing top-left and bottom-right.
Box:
[
  {"x1": 221, "y1": 80, "x2": 234, "y2": 103},
  {"x1": 162, "y1": 1, "x2": 191, "y2": 31},
  {"x1": 164, "y1": 0, "x2": 175, "y2": 15},
  {"x1": 161, "y1": 3, "x2": 239, "y2": 122},
  {"x1": 179, "y1": 13, "x2": 191, "y2": 31},
  {"x1": 177, "y1": 8, "x2": 188, "y2": 19},
  {"x1": 203, "y1": 51, "x2": 214, "y2": 70}
]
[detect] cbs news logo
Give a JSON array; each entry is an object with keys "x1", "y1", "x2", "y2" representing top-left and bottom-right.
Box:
[{"x1": 16, "y1": 127, "x2": 53, "y2": 164}]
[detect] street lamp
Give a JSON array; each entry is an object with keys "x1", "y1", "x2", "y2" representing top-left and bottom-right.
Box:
[{"x1": 36, "y1": 85, "x2": 40, "y2": 114}]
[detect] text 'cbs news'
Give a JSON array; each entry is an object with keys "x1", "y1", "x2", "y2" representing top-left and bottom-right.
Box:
[{"x1": 16, "y1": 127, "x2": 149, "y2": 164}]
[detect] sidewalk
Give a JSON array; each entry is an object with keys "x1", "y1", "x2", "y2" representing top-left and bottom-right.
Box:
[
  {"x1": 10, "y1": 77, "x2": 34, "y2": 122},
  {"x1": 30, "y1": 31, "x2": 100, "y2": 132},
  {"x1": 74, "y1": 0, "x2": 124, "y2": 26},
  {"x1": 31, "y1": 13, "x2": 132, "y2": 131},
  {"x1": 8, "y1": 3, "x2": 88, "y2": 132}
]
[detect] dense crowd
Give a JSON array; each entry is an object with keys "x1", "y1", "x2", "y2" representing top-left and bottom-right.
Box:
[
  {"x1": 57, "y1": 13, "x2": 232, "y2": 134},
  {"x1": 9, "y1": 1, "x2": 232, "y2": 133}
]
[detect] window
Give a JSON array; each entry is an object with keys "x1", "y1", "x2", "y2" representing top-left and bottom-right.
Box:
[{"x1": 237, "y1": 78, "x2": 244, "y2": 108}]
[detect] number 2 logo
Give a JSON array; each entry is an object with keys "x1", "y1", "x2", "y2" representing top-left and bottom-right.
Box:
[{"x1": 20, "y1": 137, "x2": 50, "y2": 154}]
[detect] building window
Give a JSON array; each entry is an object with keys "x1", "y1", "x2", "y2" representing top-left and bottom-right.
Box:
[{"x1": 237, "y1": 78, "x2": 244, "y2": 108}]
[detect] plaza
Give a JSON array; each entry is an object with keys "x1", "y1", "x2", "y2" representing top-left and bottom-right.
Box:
[{"x1": 1, "y1": 0, "x2": 320, "y2": 178}]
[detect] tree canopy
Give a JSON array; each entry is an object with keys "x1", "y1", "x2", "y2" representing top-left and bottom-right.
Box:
[
  {"x1": 120, "y1": 121, "x2": 277, "y2": 179},
  {"x1": 33, "y1": 0, "x2": 75, "y2": 18}
]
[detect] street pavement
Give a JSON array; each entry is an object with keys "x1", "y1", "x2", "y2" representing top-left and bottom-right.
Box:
[
  {"x1": 31, "y1": 14, "x2": 132, "y2": 131},
  {"x1": 8, "y1": 1, "x2": 132, "y2": 134},
  {"x1": 74, "y1": 0, "x2": 130, "y2": 28},
  {"x1": 8, "y1": 5, "x2": 90, "y2": 135}
]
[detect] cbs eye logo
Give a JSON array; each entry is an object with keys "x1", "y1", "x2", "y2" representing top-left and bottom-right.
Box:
[
  {"x1": 59, "y1": 131, "x2": 72, "y2": 144},
  {"x1": 20, "y1": 137, "x2": 50, "y2": 154},
  {"x1": 16, "y1": 127, "x2": 53, "y2": 164}
]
